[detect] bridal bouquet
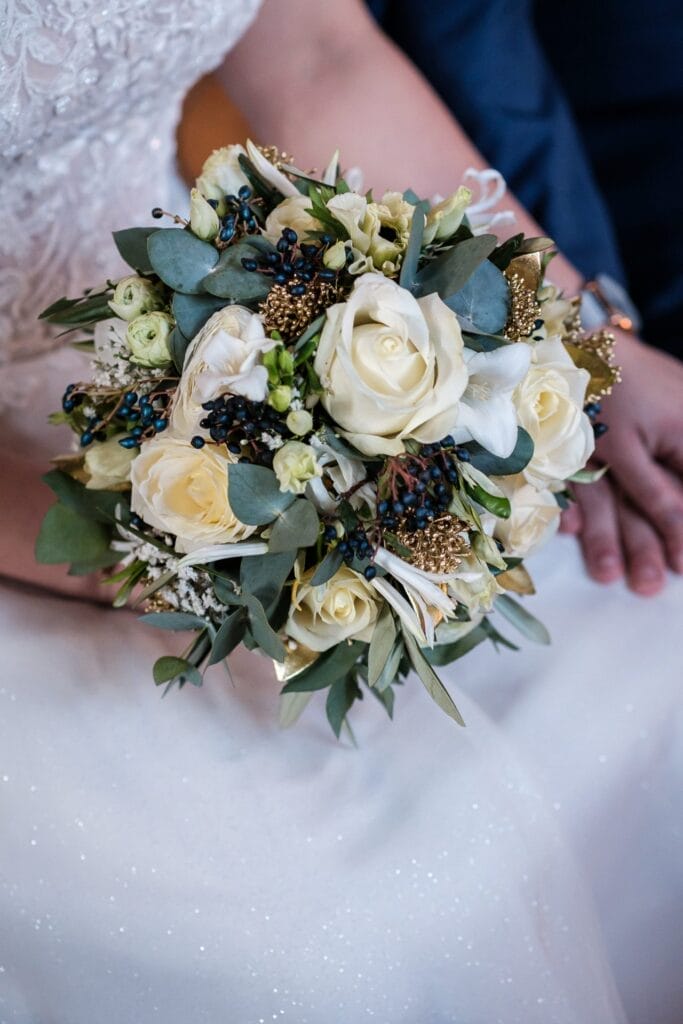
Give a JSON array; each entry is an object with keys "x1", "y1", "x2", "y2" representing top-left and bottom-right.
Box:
[{"x1": 37, "y1": 141, "x2": 618, "y2": 735}]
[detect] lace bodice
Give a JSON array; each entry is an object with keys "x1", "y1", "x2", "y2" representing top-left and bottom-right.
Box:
[{"x1": 0, "y1": 0, "x2": 261, "y2": 397}]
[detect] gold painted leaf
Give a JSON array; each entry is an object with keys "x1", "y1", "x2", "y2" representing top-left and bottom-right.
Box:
[{"x1": 497, "y1": 564, "x2": 536, "y2": 596}]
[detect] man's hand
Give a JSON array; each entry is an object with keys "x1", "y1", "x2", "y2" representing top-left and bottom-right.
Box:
[{"x1": 561, "y1": 331, "x2": 683, "y2": 595}]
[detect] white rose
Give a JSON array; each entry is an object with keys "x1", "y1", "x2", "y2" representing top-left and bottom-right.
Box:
[
  {"x1": 273, "y1": 440, "x2": 322, "y2": 495},
  {"x1": 492, "y1": 474, "x2": 560, "y2": 557},
  {"x1": 170, "y1": 306, "x2": 276, "y2": 437},
  {"x1": 84, "y1": 436, "x2": 135, "y2": 490},
  {"x1": 286, "y1": 566, "x2": 380, "y2": 652},
  {"x1": 314, "y1": 274, "x2": 468, "y2": 456},
  {"x1": 515, "y1": 337, "x2": 594, "y2": 488},
  {"x1": 130, "y1": 436, "x2": 256, "y2": 553},
  {"x1": 196, "y1": 144, "x2": 249, "y2": 204},
  {"x1": 189, "y1": 187, "x2": 220, "y2": 242},
  {"x1": 108, "y1": 276, "x2": 164, "y2": 322},
  {"x1": 126, "y1": 311, "x2": 174, "y2": 368},
  {"x1": 263, "y1": 195, "x2": 321, "y2": 245}
]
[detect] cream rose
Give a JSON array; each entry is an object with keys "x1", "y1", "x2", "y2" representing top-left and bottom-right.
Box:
[
  {"x1": 196, "y1": 144, "x2": 249, "y2": 205},
  {"x1": 130, "y1": 436, "x2": 256, "y2": 553},
  {"x1": 286, "y1": 566, "x2": 380, "y2": 652},
  {"x1": 108, "y1": 276, "x2": 164, "y2": 322},
  {"x1": 84, "y1": 437, "x2": 135, "y2": 491},
  {"x1": 492, "y1": 474, "x2": 560, "y2": 557},
  {"x1": 263, "y1": 195, "x2": 321, "y2": 245},
  {"x1": 126, "y1": 311, "x2": 174, "y2": 368},
  {"x1": 273, "y1": 441, "x2": 322, "y2": 494},
  {"x1": 515, "y1": 338, "x2": 594, "y2": 489},
  {"x1": 314, "y1": 274, "x2": 468, "y2": 456},
  {"x1": 170, "y1": 306, "x2": 276, "y2": 437}
]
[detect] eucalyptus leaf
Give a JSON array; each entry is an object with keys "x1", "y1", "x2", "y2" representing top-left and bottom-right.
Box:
[
  {"x1": 568, "y1": 465, "x2": 609, "y2": 485},
  {"x1": 460, "y1": 428, "x2": 534, "y2": 477},
  {"x1": 281, "y1": 641, "x2": 363, "y2": 693},
  {"x1": 494, "y1": 594, "x2": 551, "y2": 645},
  {"x1": 326, "y1": 674, "x2": 362, "y2": 738},
  {"x1": 414, "y1": 234, "x2": 497, "y2": 299},
  {"x1": 399, "y1": 201, "x2": 427, "y2": 291},
  {"x1": 39, "y1": 290, "x2": 113, "y2": 326},
  {"x1": 67, "y1": 551, "x2": 122, "y2": 575},
  {"x1": 240, "y1": 550, "x2": 297, "y2": 612},
  {"x1": 153, "y1": 655, "x2": 202, "y2": 687},
  {"x1": 310, "y1": 547, "x2": 344, "y2": 586},
  {"x1": 445, "y1": 258, "x2": 510, "y2": 334},
  {"x1": 369, "y1": 683, "x2": 395, "y2": 719},
  {"x1": 201, "y1": 241, "x2": 273, "y2": 303},
  {"x1": 35, "y1": 503, "x2": 111, "y2": 566},
  {"x1": 279, "y1": 690, "x2": 314, "y2": 729},
  {"x1": 368, "y1": 606, "x2": 397, "y2": 687},
  {"x1": 227, "y1": 463, "x2": 296, "y2": 525},
  {"x1": 268, "y1": 499, "x2": 319, "y2": 553},
  {"x1": 172, "y1": 292, "x2": 226, "y2": 342},
  {"x1": 244, "y1": 597, "x2": 286, "y2": 662},
  {"x1": 139, "y1": 611, "x2": 210, "y2": 631},
  {"x1": 463, "y1": 480, "x2": 511, "y2": 519},
  {"x1": 113, "y1": 227, "x2": 156, "y2": 274},
  {"x1": 427, "y1": 623, "x2": 489, "y2": 666},
  {"x1": 42, "y1": 469, "x2": 123, "y2": 524},
  {"x1": 293, "y1": 313, "x2": 326, "y2": 351},
  {"x1": 168, "y1": 326, "x2": 191, "y2": 374},
  {"x1": 403, "y1": 630, "x2": 465, "y2": 726},
  {"x1": 208, "y1": 609, "x2": 247, "y2": 665},
  {"x1": 374, "y1": 639, "x2": 404, "y2": 693},
  {"x1": 147, "y1": 228, "x2": 219, "y2": 294}
]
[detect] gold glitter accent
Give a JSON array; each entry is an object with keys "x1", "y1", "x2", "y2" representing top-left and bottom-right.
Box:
[
  {"x1": 260, "y1": 277, "x2": 342, "y2": 341},
  {"x1": 504, "y1": 272, "x2": 541, "y2": 341},
  {"x1": 256, "y1": 144, "x2": 294, "y2": 169},
  {"x1": 394, "y1": 515, "x2": 470, "y2": 574},
  {"x1": 143, "y1": 590, "x2": 176, "y2": 614},
  {"x1": 565, "y1": 329, "x2": 622, "y2": 402},
  {"x1": 273, "y1": 642, "x2": 319, "y2": 683},
  {"x1": 497, "y1": 564, "x2": 536, "y2": 596},
  {"x1": 507, "y1": 252, "x2": 543, "y2": 293}
]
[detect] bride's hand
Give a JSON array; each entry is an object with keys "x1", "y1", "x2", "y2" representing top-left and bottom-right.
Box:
[{"x1": 561, "y1": 331, "x2": 683, "y2": 595}]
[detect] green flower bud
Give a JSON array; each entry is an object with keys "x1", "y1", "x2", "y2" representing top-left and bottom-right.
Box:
[
  {"x1": 277, "y1": 348, "x2": 295, "y2": 379},
  {"x1": 285, "y1": 409, "x2": 313, "y2": 436},
  {"x1": 108, "y1": 276, "x2": 164, "y2": 322},
  {"x1": 126, "y1": 312, "x2": 175, "y2": 368},
  {"x1": 323, "y1": 240, "x2": 348, "y2": 270},
  {"x1": 273, "y1": 440, "x2": 322, "y2": 495},
  {"x1": 190, "y1": 187, "x2": 220, "y2": 242},
  {"x1": 268, "y1": 385, "x2": 293, "y2": 412}
]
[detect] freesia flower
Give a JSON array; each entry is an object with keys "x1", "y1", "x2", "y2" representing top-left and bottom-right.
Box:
[{"x1": 452, "y1": 343, "x2": 532, "y2": 457}]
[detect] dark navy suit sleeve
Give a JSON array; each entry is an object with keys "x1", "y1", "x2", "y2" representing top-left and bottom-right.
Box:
[{"x1": 367, "y1": 0, "x2": 626, "y2": 284}]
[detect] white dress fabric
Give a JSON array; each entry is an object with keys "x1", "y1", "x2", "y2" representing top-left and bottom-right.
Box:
[{"x1": 0, "y1": 2, "x2": 680, "y2": 1021}]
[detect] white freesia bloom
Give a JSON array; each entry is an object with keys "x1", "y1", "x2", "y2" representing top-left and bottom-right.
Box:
[
  {"x1": 493, "y1": 474, "x2": 561, "y2": 557},
  {"x1": 452, "y1": 343, "x2": 531, "y2": 457},
  {"x1": 286, "y1": 566, "x2": 380, "y2": 652},
  {"x1": 84, "y1": 436, "x2": 135, "y2": 490},
  {"x1": 263, "y1": 195, "x2": 321, "y2": 245},
  {"x1": 196, "y1": 144, "x2": 250, "y2": 204},
  {"x1": 373, "y1": 547, "x2": 457, "y2": 645},
  {"x1": 170, "y1": 306, "x2": 276, "y2": 437},
  {"x1": 314, "y1": 274, "x2": 468, "y2": 456},
  {"x1": 130, "y1": 436, "x2": 256, "y2": 553},
  {"x1": 245, "y1": 139, "x2": 299, "y2": 198},
  {"x1": 306, "y1": 435, "x2": 366, "y2": 513},
  {"x1": 273, "y1": 441, "x2": 322, "y2": 495},
  {"x1": 515, "y1": 337, "x2": 594, "y2": 489}
]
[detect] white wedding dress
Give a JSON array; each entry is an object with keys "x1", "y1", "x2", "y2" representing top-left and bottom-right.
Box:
[{"x1": 0, "y1": 3, "x2": 681, "y2": 1022}]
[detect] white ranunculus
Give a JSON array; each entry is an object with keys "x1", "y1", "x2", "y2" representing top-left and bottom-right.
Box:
[
  {"x1": 189, "y1": 188, "x2": 220, "y2": 242},
  {"x1": 263, "y1": 195, "x2": 321, "y2": 245},
  {"x1": 84, "y1": 437, "x2": 136, "y2": 490},
  {"x1": 451, "y1": 343, "x2": 532, "y2": 458},
  {"x1": 286, "y1": 566, "x2": 380, "y2": 652},
  {"x1": 273, "y1": 441, "x2": 322, "y2": 495},
  {"x1": 314, "y1": 274, "x2": 468, "y2": 456},
  {"x1": 130, "y1": 436, "x2": 256, "y2": 553},
  {"x1": 126, "y1": 311, "x2": 174, "y2": 368},
  {"x1": 196, "y1": 144, "x2": 250, "y2": 204},
  {"x1": 108, "y1": 276, "x2": 164, "y2": 322},
  {"x1": 170, "y1": 306, "x2": 276, "y2": 437},
  {"x1": 492, "y1": 474, "x2": 560, "y2": 557},
  {"x1": 515, "y1": 337, "x2": 594, "y2": 488}
]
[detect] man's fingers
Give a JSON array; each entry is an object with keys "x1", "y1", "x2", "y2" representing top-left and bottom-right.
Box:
[
  {"x1": 559, "y1": 500, "x2": 582, "y2": 535},
  {"x1": 608, "y1": 438, "x2": 683, "y2": 574},
  {"x1": 573, "y1": 476, "x2": 624, "y2": 583},
  {"x1": 616, "y1": 498, "x2": 668, "y2": 597}
]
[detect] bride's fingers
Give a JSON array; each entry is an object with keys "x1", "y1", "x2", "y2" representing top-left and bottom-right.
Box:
[
  {"x1": 559, "y1": 500, "x2": 582, "y2": 534},
  {"x1": 607, "y1": 438, "x2": 683, "y2": 574},
  {"x1": 616, "y1": 497, "x2": 668, "y2": 596},
  {"x1": 572, "y1": 476, "x2": 624, "y2": 583}
]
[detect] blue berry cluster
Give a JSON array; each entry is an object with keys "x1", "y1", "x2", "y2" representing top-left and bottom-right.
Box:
[
  {"x1": 585, "y1": 401, "x2": 608, "y2": 439},
  {"x1": 114, "y1": 391, "x2": 169, "y2": 450},
  {"x1": 215, "y1": 185, "x2": 259, "y2": 243},
  {"x1": 242, "y1": 228, "x2": 348, "y2": 297},
  {"x1": 191, "y1": 394, "x2": 290, "y2": 467},
  {"x1": 334, "y1": 525, "x2": 377, "y2": 580},
  {"x1": 376, "y1": 437, "x2": 470, "y2": 535}
]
